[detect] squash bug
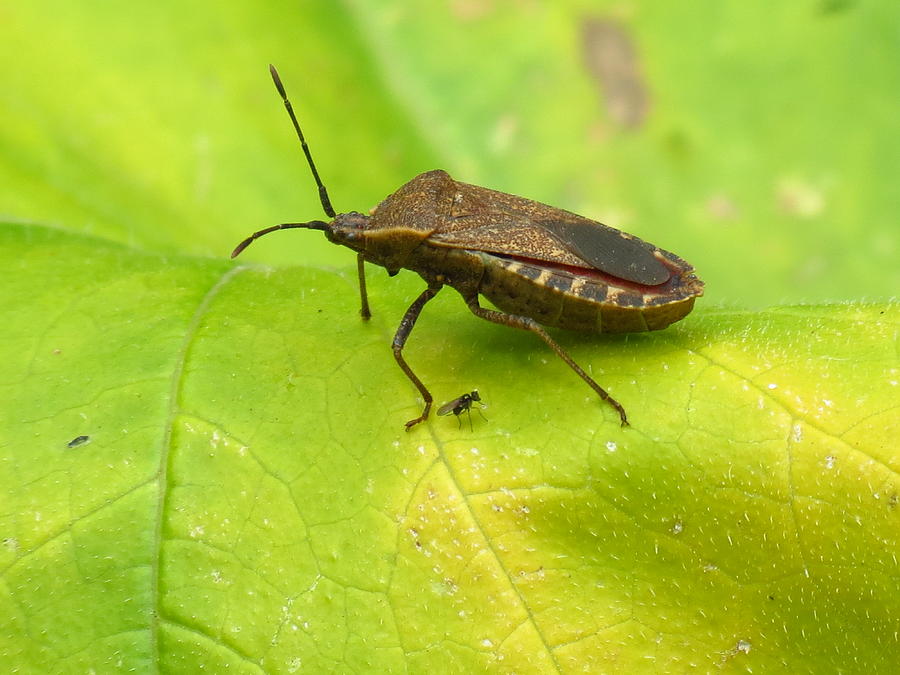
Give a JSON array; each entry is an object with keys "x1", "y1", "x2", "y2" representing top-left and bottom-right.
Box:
[
  {"x1": 438, "y1": 390, "x2": 487, "y2": 430},
  {"x1": 232, "y1": 66, "x2": 704, "y2": 430}
]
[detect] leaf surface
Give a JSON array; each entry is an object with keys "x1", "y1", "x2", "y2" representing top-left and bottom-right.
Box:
[{"x1": 2, "y1": 223, "x2": 897, "y2": 672}]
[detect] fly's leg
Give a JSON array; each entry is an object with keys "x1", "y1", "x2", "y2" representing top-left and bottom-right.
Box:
[
  {"x1": 466, "y1": 297, "x2": 628, "y2": 426},
  {"x1": 474, "y1": 403, "x2": 488, "y2": 425},
  {"x1": 393, "y1": 285, "x2": 442, "y2": 430}
]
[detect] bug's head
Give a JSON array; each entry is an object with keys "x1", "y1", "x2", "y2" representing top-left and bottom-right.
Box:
[{"x1": 324, "y1": 211, "x2": 371, "y2": 251}]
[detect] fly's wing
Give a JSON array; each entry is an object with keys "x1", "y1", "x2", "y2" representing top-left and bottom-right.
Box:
[
  {"x1": 437, "y1": 397, "x2": 463, "y2": 416},
  {"x1": 430, "y1": 179, "x2": 671, "y2": 286}
]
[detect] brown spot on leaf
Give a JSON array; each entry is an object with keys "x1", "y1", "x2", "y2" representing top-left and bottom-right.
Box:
[{"x1": 581, "y1": 17, "x2": 650, "y2": 130}]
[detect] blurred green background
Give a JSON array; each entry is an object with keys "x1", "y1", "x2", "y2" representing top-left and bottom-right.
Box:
[{"x1": 1, "y1": 0, "x2": 897, "y2": 305}]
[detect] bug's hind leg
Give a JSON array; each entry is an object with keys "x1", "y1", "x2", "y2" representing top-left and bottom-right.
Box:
[
  {"x1": 465, "y1": 297, "x2": 628, "y2": 426},
  {"x1": 393, "y1": 284, "x2": 443, "y2": 430}
]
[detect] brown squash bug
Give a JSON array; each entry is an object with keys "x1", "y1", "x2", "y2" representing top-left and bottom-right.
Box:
[
  {"x1": 232, "y1": 66, "x2": 704, "y2": 430},
  {"x1": 437, "y1": 390, "x2": 487, "y2": 430}
]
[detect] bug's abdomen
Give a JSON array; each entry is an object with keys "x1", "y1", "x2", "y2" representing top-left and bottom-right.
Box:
[{"x1": 478, "y1": 253, "x2": 699, "y2": 334}]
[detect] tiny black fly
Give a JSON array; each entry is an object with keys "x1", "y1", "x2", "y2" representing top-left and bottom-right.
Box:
[{"x1": 437, "y1": 390, "x2": 486, "y2": 430}]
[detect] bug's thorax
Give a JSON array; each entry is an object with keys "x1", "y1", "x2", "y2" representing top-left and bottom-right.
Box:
[{"x1": 326, "y1": 171, "x2": 454, "y2": 274}]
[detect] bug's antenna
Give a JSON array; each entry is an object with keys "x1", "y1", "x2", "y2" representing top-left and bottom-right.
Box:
[
  {"x1": 231, "y1": 220, "x2": 328, "y2": 258},
  {"x1": 270, "y1": 64, "x2": 336, "y2": 218}
]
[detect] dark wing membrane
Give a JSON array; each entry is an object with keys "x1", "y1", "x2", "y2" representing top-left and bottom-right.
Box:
[{"x1": 537, "y1": 219, "x2": 670, "y2": 285}]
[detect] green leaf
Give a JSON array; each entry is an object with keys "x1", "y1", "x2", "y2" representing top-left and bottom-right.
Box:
[{"x1": 2, "y1": 222, "x2": 897, "y2": 671}]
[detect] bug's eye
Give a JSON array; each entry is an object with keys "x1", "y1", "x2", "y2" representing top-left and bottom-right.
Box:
[{"x1": 344, "y1": 212, "x2": 369, "y2": 230}]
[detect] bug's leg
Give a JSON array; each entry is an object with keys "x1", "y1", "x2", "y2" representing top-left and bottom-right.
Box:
[
  {"x1": 393, "y1": 285, "x2": 442, "y2": 430},
  {"x1": 466, "y1": 298, "x2": 628, "y2": 426},
  {"x1": 357, "y1": 254, "x2": 371, "y2": 320}
]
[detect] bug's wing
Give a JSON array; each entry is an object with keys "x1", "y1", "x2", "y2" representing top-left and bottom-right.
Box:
[
  {"x1": 430, "y1": 180, "x2": 671, "y2": 285},
  {"x1": 431, "y1": 221, "x2": 586, "y2": 266}
]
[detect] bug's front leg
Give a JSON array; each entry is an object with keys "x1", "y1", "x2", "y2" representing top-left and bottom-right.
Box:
[
  {"x1": 356, "y1": 253, "x2": 371, "y2": 320},
  {"x1": 393, "y1": 284, "x2": 443, "y2": 430},
  {"x1": 465, "y1": 297, "x2": 629, "y2": 426}
]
